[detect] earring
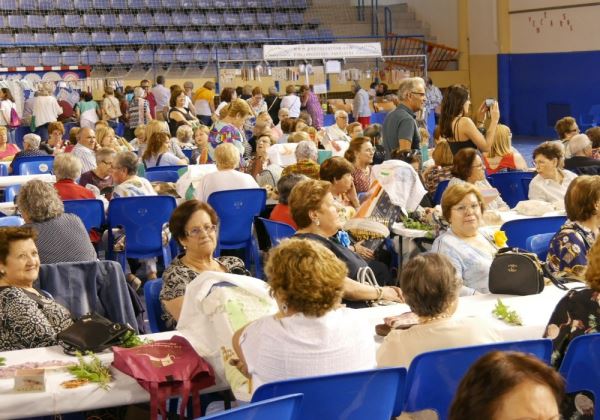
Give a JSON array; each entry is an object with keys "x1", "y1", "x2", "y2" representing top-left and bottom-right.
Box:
[
  {"x1": 281, "y1": 302, "x2": 288, "y2": 314},
  {"x1": 314, "y1": 219, "x2": 320, "y2": 226}
]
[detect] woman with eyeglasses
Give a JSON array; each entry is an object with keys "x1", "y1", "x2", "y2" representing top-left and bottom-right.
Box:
[
  {"x1": 481, "y1": 124, "x2": 528, "y2": 175},
  {"x1": 555, "y1": 116, "x2": 580, "y2": 158},
  {"x1": 448, "y1": 148, "x2": 509, "y2": 211},
  {"x1": 160, "y1": 200, "x2": 249, "y2": 329},
  {"x1": 432, "y1": 184, "x2": 499, "y2": 295},
  {"x1": 439, "y1": 84, "x2": 500, "y2": 155},
  {"x1": 529, "y1": 142, "x2": 577, "y2": 205}
]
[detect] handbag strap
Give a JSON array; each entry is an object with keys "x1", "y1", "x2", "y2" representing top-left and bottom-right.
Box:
[{"x1": 357, "y1": 266, "x2": 379, "y2": 288}]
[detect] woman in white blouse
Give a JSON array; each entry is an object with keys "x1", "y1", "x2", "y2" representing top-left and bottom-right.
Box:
[
  {"x1": 529, "y1": 141, "x2": 577, "y2": 205},
  {"x1": 280, "y1": 85, "x2": 301, "y2": 118},
  {"x1": 232, "y1": 238, "x2": 376, "y2": 394}
]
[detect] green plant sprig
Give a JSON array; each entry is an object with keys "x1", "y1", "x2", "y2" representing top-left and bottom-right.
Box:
[
  {"x1": 119, "y1": 331, "x2": 153, "y2": 348},
  {"x1": 492, "y1": 299, "x2": 523, "y2": 326},
  {"x1": 0, "y1": 357, "x2": 5, "y2": 367},
  {"x1": 67, "y1": 351, "x2": 112, "y2": 390}
]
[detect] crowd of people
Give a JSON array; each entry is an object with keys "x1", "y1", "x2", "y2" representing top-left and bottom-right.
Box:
[{"x1": 0, "y1": 74, "x2": 599, "y2": 419}]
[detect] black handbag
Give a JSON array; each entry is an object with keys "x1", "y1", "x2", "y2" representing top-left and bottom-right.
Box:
[
  {"x1": 488, "y1": 248, "x2": 567, "y2": 296},
  {"x1": 57, "y1": 313, "x2": 133, "y2": 354}
]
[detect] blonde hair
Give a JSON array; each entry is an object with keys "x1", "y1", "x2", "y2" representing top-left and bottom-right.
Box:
[
  {"x1": 145, "y1": 120, "x2": 170, "y2": 144},
  {"x1": 176, "y1": 125, "x2": 193, "y2": 142},
  {"x1": 96, "y1": 126, "x2": 116, "y2": 148},
  {"x1": 134, "y1": 124, "x2": 146, "y2": 140},
  {"x1": 220, "y1": 98, "x2": 252, "y2": 119},
  {"x1": 0, "y1": 126, "x2": 6, "y2": 136},
  {"x1": 266, "y1": 238, "x2": 346, "y2": 317},
  {"x1": 585, "y1": 240, "x2": 600, "y2": 291},
  {"x1": 214, "y1": 142, "x2": 240, "y2": 169},
  {"x1": 53, "y1": 153, "x2": 83, "y2": 181},
  {"x1": 489, "y1": 124, "x2": 512, "y2": 158},
  {"x1": 288, "y1": 131, "x2": 310, "y2": 143},
  {"x1": 289, "y1": 179, "x2": 331, "y2": 229}
]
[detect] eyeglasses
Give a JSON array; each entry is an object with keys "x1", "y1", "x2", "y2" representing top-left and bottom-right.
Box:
[
  {"x1": 411, "y1": 91, "x2": 426, "y2": 97},
  {"x1": 102, "y1": 161, "x2": 113, "y2": 167},
  {"x1": 337, "y1": 116, "x2": 348, "y2": 120},
  {"x1": 186, "y1": 225, "x2": 217, "y2": 237},
  {"x1": 567, "y1": 127, "x2": 580, "y2": 134},
  {"x1": 141, "y1": 85, "x2": 150, "y2": 89},
  {"x1": 452, "y1": 203, "x2": 481, "y2": 213}
]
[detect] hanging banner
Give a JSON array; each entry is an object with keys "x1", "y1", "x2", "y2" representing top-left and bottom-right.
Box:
[{"x1": 263, "y1": 43, "x2": 382, "y2": 61}]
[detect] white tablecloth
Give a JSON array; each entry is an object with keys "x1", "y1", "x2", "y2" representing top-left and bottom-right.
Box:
[
  {"x1": 0, "y1": 284, "x2": 574, "y2": 419},
  {"x1": 0, "y1": 174, "x2": 55, "y2": 188},
  {"x1": 0, "y1": 332, "x2": 228, "y2": 419},
  {"x1": 0, "y1": 202, "x2": 17, "y2": 215}
]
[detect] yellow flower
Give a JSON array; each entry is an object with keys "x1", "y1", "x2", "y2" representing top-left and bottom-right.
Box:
[{"x1": 494, "y1": 230, "x2": 508, "y2": 248}]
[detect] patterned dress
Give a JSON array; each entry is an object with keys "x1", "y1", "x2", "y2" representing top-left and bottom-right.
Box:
[
  {"x1": 545, "y1": 288, "x2": 598, "y2": 419},
  {"x1": 208, "y1": 121, "x2": 251, "y2": 164},
  {"x1": 0, "y1": 287, "x2": 73, "y2": 351},
  {"x1": 159, "y1": 255, "x2": 249, "y2": 329},
  {"x1": 546, "y1": 222, "x2": 596, "y2": 279},
  {"x1": 352, "y1": 166, "x2": 371, "y2": 193}
]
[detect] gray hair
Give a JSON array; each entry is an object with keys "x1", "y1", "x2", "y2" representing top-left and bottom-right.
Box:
[
  {"x1": 176, "y1": 125, "x2": 193, "y2": 142},
  {"x1": 53, "y1": 153, "x2": 82, "y2": 181},
  {"x1": 334, "y1": 110, "x2": 348, "y2": 119},
  {"x1": 17, "y1": 180, "x2": 64, "y2": 222},
  {"x1": 295, "y1": 140, "x2": 318, "y2": 162},
  {"x1": 397, "y1": 77, "x2": 426, "y2": 101},
  {"x1": 133, "y1": 86, "x2": 145, "y2": 99},
  {"x1": 277, "y1": 173, "x2": 307, "y2": 205},
  {"x1": 569, "y1": 134, "x2": 592, "y2": 156},
  {"x1": 115, "y1": 151, "x2": 139, "y2": 175},
  {"x1": 23, "y1": 133, "x2": 41, "y2": 149},
  {"x1": 95, "y1": 147, "x2": 116, "y2": 164}
]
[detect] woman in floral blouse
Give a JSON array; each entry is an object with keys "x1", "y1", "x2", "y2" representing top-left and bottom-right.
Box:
[
  {"x1": 545, "y1": 239, "x2": 600, "y2": 419},
  {"x1": 547, "y1": 175, "x2": 600, "y2": 279},
  {"x1": 208, "y1": 99, "x2": 253, "y2": 165}
]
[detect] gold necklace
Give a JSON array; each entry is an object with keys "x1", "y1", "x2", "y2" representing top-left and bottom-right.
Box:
[{"x1": 420, "y1": 313, "x2": 452, "y2": 324}]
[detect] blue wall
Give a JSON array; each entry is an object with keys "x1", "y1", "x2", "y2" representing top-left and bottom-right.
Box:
[{"x1": 498, "y1": 51, "x2": 600, "y2": 138}]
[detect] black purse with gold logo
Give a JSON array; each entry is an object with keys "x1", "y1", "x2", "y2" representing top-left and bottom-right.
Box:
[{"x1": 489, "y1": 248, "x2": 566, "y2": 295}]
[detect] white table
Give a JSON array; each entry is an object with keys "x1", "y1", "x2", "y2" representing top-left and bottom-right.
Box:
[
  {"x1": 0, "y1": 174, "x2": 55, "y2": 188},
  {"x1": 0, "y1": 332, "x2": 228, "y2": 419},
  {"x1": 0, "y1": 202, "x2": 17, "y2": 215}
]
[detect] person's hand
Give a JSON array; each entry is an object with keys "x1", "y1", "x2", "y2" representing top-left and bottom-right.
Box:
[
  {"x1": 332, "y1": 141, "x2": 341, "y2": 152},
  {"x1": 382, "y1": 286, "x2": 404, "y2": 303},
  {"x1": 354, "y1": 241, "x2": 374, "y2": 260},
  {"x1": 489, "y1": 101, "x2": 500, "y2": 123},
  {"x1": 347, "y1": 181, "x2": 360, "y2": 208},
  {"x1": 476, "y1": 101, "x2": 488, "y2": 123}
]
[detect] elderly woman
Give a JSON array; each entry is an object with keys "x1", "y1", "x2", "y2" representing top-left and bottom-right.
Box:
[
  {"x1": 145, "y1": 120, "x2": 187, "y2": 162},
  {"x1": 281, "y1": 140, "x2": 320, "y2": 180},
  {"x1": 142, "y1": 132, "x2": 188, "y2": 169},
  {"x1": 160, "y1": 200, "x2": 248, "y2": 328},
  {"x1": 345, "y1": 136, "x2": 374, "y2": 194},
  {"x1": 280, "y1": 85, "x2": 301, "y2": 118},
  {"x1": 129, "y1": 124, "x2": 146, "y2": 152},
  {"x1": 377, "y1": 253, "x2": 500, "y2": 368},
  {"x1": 126, "y1": 86, "x2": 152, "y2": 139},
  {"x1": 175, "y1": 125, "x2": 194, "y2": 149},
  {"x1": 555, "y1": 116, "x2": 580, "y2": 156},
  {"x1": 290, "y1": 179, "x2": 402, "y2": 306},
  {"x1": 168, "y1": 87, "x2": 199, "y2": 137},
  {"x1": 272, "y1": 107, "x2": 289, "y2": 140},
  {"x1": 215, "y1": 87, "x2": 237, "y2": 119},
  {"x1": 191, "y1": 125, "x2": 211, "y2": 164},
  {"x1": 8, "y1": 133, "x2": 47, "y2": 174},
  {"x1": 432, "y1": 184, "x2": 498, "y2": 295},
  {"x1": 269, "y1": 173, "x2": 306, "y2": 229},
  {"x1": 209, "y1": 99, "x2": 252, "y2": 164},
  {"x1": 111, "y1": 151, "x2": 155, "y2": 198},
  {"x1": 195, "y1": 143, "x2": 259, "y2": 203},
  {"x1": 450, "y1": 351, "x2": 564, "y2": 420},
  {"x1": 346, "y1": 122, "x2": 364, "y2": 139},
  {"x1": 53, "y1": 153, "x2": 96, "y2": 200},
  {"x1": 245, "y1": 132, "x2": 282, "y2": 189},
  {"x1": 439, "y1": 84, "x2": 499, "y2": 154},
  {"x1": 79, "y1": 147, "x2": 115, "y2": 194},
  {"x1": 448, "y1": 148, "x2": 509, "y2": 211},
  {"x1": 0, "y1": 126, "x2": 19, "y2": 161},
  {"x1": 320, "y1": 156, "x2": 360, "y2": 213},
  {"x1": 529, "y1": 141, "x2": 577, "y2": 204},
  {"x1": 278, "y1": 117, "x2": 298, "y2": 144},
  {"x1": 546, "y1": 175, "x2": 600, "y2": 279},
  {"x1": 423, "y1": 139, "x2": 454, "y2": 194},
  {"x1": 17, "y1": 180, "x2": 97, "y2": 264},
  {"x1": 0, "y1": 227, "x2": 74, "y2": 351},
  {"x1": 544, "y1": 240, "x2": 600, "y2": 418},
  {"x1": 39, "y1": 121, "x2": 65, "y2": 155},
  {"x1": 482, "y1": 124, "x2": 528, "y2": 174},
  {"x1": 232, "y1": 238, "x2": 376, "y2": 393}
]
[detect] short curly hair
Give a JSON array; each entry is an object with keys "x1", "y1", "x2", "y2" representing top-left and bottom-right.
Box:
[
  {"x1": 401, "y1": 253, "x2": 461, "y2": 317},
  {"x1": 17, "y1": 180, "x2": 64, "y2": 222},
  {"x1": 169, "y1": 200, "x2": 219, "y2": 246},
  {"x1": 451, "y1": 148, "x2": 479, "y2": 181},
  {"x1": 265, "y1": 238, "x2": 346, "y2": 317},
  {"x1": 533, "y1": 141, "x2": 563, "y2": 162},
  {"x1": 0, "y1": 226, "x2": 38, "y2": 265},
  {"x1": 441, "y1": 183, "x2": 485, "y2": 222},
  {"x1": 564, "y1": 175, "x2": 600, "y2": 222},
  {"x1": 289, "y1": 179, "x2": 331, "y2": 229},
  {"x1": 554, "y1": 116, "x2": 577, "y2": 140},
  {"x1": 319, "y1": 156, "x2": 354, "y2": 183}
]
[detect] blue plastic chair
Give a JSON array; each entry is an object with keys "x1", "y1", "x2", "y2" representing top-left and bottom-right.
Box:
[
  {"x1": 204, "y1": 394, "x2": 303, "y2": 420},
  {"x1": 182, "y1": 149, "x2": 195, "y2": 161},
  {"x1": 11, "y1": 156, "x2": 55, "y2": 175},
  {"x1": 432, "y1": 179, "x2": 450, "y2": 205},
  {"x1": 145, "y1": 165, "x2": 188, "y2": 175},
  {"x1": 258, "y1": 217, "x2": 296, "y2": 247},
  {"x1": 487, "y1": 171, "x2": 535, "y2": 208},
  {"x1": 4, "y1": 184, "x2": 21, "y2": 202},
  {"x1": 107, "y1": 196, "x2": 177, "y2": 272},
  {"x1": 252, "y1": 367, "x2": 407, "y2": 419},
  {"x1": 0, "y1": 164, "x2": 6, "y2": 176},
  {"x1": 0, "y1": 216, "x2": 25, "y2": 227},
  {"x1": 500, "y1": 216, "x2": 566, "y2": 249},
  {"x1": 558, "y1": 333, "x2": 600, "y2": 420},
  {"x1": 143, "y1": 278, "x2": 171, "y2": 333},
  {"x1": 403, "y1": 339, "x2": 552, "y2": 419},
  {"x1": 145, "y1": 170, "x2": 180, "y2": 183},
  {"x1": 63, "y1": 199, "x2": 105, "y2": 232},
  {"x1": 207, "y1": 189, "x2": 266, "y2": 278},
  {"x1": 525, "y1": 232, "x2": 555, "y2": 261}
]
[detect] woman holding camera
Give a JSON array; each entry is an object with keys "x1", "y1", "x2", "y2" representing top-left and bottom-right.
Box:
[{"x1": 439, "y1": 84, "x2": 499, "y2": 155}]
